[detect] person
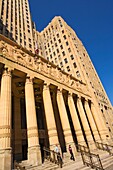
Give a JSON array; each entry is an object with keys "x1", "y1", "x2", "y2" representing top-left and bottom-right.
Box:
[
  {"x1": 54, "y1": 144, "x2": 59, "y2": 154},
  {"x1": 54, "y1": 144, "x2": 62, "y2": 167},
  {"x1": 68, "y1": 145, "x2": 75, "y2": 161}
]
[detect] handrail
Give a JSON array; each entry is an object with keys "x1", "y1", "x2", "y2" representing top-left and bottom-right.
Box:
[
  {"x1": 76, "y1": 144, "x2": 104, "y2": 170},
  {"x1": 14, "y1": 160, "x2": 26, "y2": 170},
  {"x1": 81, "y1": 150, "x2": 104, "y2": 170},
  {"x1": 95, "y1": 142, "x2": 113, "y2": 155},
  {"x1": 77, "y1": 144, "x2": 90, "y2": 153},
  {"x1": 43, "y1": 147, "x2": 63, "y2": 168}
]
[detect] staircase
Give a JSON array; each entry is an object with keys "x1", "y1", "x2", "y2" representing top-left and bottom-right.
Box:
[{"x1": 15, "y1": 151, "x2": 113, "y2": 170}]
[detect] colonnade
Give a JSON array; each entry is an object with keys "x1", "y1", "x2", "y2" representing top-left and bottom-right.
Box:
[{"x1": 0, "y1": 67, "x2": 110, "y2": 170}]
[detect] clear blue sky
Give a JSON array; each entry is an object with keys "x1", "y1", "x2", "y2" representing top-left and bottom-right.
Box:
[{"x1": 29, "y1": 0, "x2": 113, "y2": 106}]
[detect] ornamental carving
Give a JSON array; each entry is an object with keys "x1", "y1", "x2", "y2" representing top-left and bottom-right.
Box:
[{"x1": 0, "y1": 39, "x2": 89, "y2": 95}]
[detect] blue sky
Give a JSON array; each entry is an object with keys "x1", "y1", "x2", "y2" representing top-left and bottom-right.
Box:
[{"x1": 29, "y1": 0, "x2": 113, "y2": 106}]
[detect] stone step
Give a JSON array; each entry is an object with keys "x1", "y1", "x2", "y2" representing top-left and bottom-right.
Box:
[{"x1": 15, "y1": 151, "x2": 113, "y2": 170}]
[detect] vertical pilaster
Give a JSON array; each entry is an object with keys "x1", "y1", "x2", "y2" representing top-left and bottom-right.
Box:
[
  {"x1": 57, "y1": 88, "x2": 76, "y2": 155},
  {"x1": 25, "y1": 76, "x2": 41, "y2": 165},
  {"x1": 0, "y1": 67, "x2": 12, "y2": 170},
  {"x1": 68, "y1": 93, "x2": 86, "y2": 146},
  {"x1": 91, "y1": 102, "x2": 110, "y2": 142},
  {"x1": 77, "y1": 96, "x2": 95, "y2": 149},
  {"x1": 43, "y1": 83, "x2": 59, "y2": 149},
  {"x1": 14, "y1": 96, "x2": 22, "y2": 161},
  {"x1": 84, "y1": 99, "x2": 101, "y2": 142}
]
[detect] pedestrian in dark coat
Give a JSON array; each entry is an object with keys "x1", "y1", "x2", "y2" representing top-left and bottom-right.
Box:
[{"x1": 68, "y1": 145, "x2": 75, "y2": 161}]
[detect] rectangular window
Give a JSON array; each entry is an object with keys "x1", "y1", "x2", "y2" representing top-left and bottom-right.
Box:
[
  {"x1": 67, "y1": 66, "x2": 70, "y2": 72},
  {"x1": 70, "y1": 55, "x2": 74, "y2": 60},
  {"x1": 64, "y1": 58, "x2": 68, "y2": 64},
  {"x1": 62, "y1": 51, "x2": 65, "y2": 56},
  {"x1": 73, "y1": 62, "x2": 77, "y2": 68}
]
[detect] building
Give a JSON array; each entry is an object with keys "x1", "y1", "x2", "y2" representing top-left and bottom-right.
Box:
[
  {"x1": 0, "y1": 1, "x2": 113, "y2": 170},
  {"x1": 37, "y1": 16, "x2": 113, "y2": 133},
  {"x1": 0, "y1": 0, "x2": 35, "y2": 53}
]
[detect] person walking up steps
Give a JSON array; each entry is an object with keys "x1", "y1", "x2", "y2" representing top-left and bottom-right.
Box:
[{"x1": 68, "y1": 145, "x2": 75, "y2": 161}]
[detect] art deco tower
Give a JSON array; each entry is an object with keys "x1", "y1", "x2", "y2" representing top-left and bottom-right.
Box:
[
  {"x1": 37, "y1": 16, "x2": 113, "y2": 133},
  {"x1": 0, "y1": 0, "x2": 34, "y2": 52}
]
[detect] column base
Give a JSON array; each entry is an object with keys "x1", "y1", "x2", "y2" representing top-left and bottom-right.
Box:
[
  {"x1": 0, "y1": 148, "x2": 12, "y2": 170},
  {"x1": 28, "y1": 145, "x2": 42, "y2": 165}
]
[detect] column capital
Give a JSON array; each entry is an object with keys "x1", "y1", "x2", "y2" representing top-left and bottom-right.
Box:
[
  {"x1": 84, "y1": 98, "x2": 89, "y2": 103},
  {"x1": 57, "y1": 87, "x2": 63, "y2": 93},
  {"x1": 68, "y1": 92, "x2": 73, "y2": 97},
  {"x1": 43, "y1": 82, "x2": 50, "y2": 90},
  {"x1": 26, "y1": 75, "x2": 34, "y2": 84},
  {"x1": 2, "y1": 67, "x2": 12, "y2": 76},
  {"x1": 77, "y1": 94, "x2": 82, "y2": 100}
]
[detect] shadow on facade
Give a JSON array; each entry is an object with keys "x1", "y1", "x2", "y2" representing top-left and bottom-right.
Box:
[{"x1": 0, "y1": 19, "x2": 16, "y2": 42}]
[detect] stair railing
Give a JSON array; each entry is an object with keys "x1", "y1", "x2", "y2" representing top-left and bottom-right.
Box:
[
  {"x1": 76, "y1": 144, "x2": 104, "y2": 170},
  {"x1": 43, "y1": 147, "x2": 63, "y2": 168},
  {"x1": 77, "y1": 144, "x2": 90, "y2": 152},
  {"x1": 95, "y1": 142, "x2": 113, "y2": 155}
]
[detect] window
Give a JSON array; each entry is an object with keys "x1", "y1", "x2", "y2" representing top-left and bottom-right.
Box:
[
  {"x1": 58, "y1": 55, "x2": 61, "y2": 60},
  {"x1": 63, "y1": 35, "x2": 66, "y2": 39},
  {"x1": 58, "y1": 39, "x2": 61, "y2": 43},
  {"x1": 60, "y1": 45, "x2": 63, "y2": 49},
  {"x1": 70, "y1": 55, "x2": 74, "y2": 60},
  {"x1": 57, "y1": 33, "x2": 59, "y2": 38},
  {"x1": 73, "y1": 62, "x2": 77, "y2": 68},
  {"x1": 53, "y1": 52, "x2": 56, "y2": 56},
  {"x1": 55, "y1": 43, "x2": 57, "y2": 47},
  {"x1": 29, "y1": 44, "x2": 32, "y2": 48},
  {"x1": 62, "y1": 30, "x2": 64, "y2": 34},
  {"x1": 66, "y1": 41, "x2": 69, "y2": 46},
  {"x1": 67, "y1": 66, "x2": 70, "y2": 72},
  {"x1": 64, "y1": 58, "x2": 68, "y2": 64},
  {"x1": 76, "y1": 71, "x2": 80, "y2": 77},
  {"x1": 68, "y1": 48, "x2": 71, "y2": 52},
  {"x1": 29, "y1": 38, "x2": 31, "y2": 43},
  {"x1": 57, "y1": 49, "x2": 59, "y2": 53},
  {"x1": 60, "y1": 62, "x2": 63, "y2": 67},
  {"x1": 62, "y1": 51, "x2": 65, "y2": 56}
]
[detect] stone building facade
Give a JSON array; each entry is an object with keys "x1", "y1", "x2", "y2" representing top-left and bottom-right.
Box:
[{"x1": 0, "y1": 1, "x2": 113, "y2": 170}]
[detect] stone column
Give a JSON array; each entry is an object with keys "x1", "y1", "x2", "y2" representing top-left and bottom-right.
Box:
[
  {"x1": 25, "y1": 76, "x2": 41, "y2": 165},
  {"x1": 14, "y1": 96, "x2": 22, "y2": 161},
  {"x1": 84, "y1": 99, "x2": 101, "y2": 142},
  {"x1": 0, "y1": 67, "x2": 12, "y2": 170},
  {"x1": 57, "y1": 88, "x2": 77, "y2": 156},
  {"x1": 43, "y1": 83, "x2": 59, "y2": 149},
  {"x1": 91, "y1": 102, "x2": 110, "y2": 142},
  {"x1": 68, "y1": 93, "x2": 86, "y2": 146},
  {"x1": 77, "y1": 96, "x2": 95, "y2": 149}
]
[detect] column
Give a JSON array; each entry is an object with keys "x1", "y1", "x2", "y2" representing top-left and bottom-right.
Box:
[
  {"x1": 0, "y1": 67, "x2": 12, "y2": 170},
  {"x1": 84, "y1": 99, "x2": 101, "y2": 142},
  {"x1": 77, "y1": 96, "x2": 96, "y2": 149},
  {"x1": 14, "y1": 96, "x2": 22, "y2": 161},
  {"x1": 57, "y1": 88, "x2": 77, "y2": 156},
  {"x1": 91, "y1": 102, "x2": 110, "y2": 142},
  {"x1": 25, "y1": 76, "x2": 41, "y2": 165},
  {"x1": 68, "y1": 93, "x2": 86, "y2": 146},
  {"x1": 43, "y1": 83, "x2": 59, "y2": 149}
]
